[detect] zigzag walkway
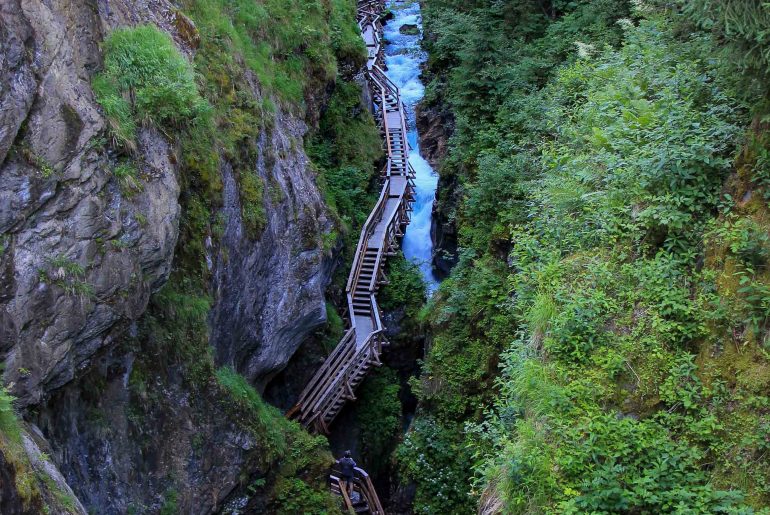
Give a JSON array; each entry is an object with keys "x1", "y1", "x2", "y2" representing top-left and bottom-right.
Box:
[{"x1": 287, "y1": 0, "x2": 415, "y2": 438}]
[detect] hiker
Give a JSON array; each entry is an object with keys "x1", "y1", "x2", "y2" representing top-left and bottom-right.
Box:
[{"x1": 336, "y1": 450, "x2": 357, "y2": 497}]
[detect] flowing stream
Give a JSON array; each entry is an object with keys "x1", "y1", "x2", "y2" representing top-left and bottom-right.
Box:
[{"x1": 382, "y1": 0, "x2": 440, "y2": 293}]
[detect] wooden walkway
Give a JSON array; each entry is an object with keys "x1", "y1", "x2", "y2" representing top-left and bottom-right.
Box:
[
  {"x1": 287, "y1": 0, "x2": 415, "y2": 435},
  {"x1": 330, "y1": 466, "x2": 385, "y2": 514}
]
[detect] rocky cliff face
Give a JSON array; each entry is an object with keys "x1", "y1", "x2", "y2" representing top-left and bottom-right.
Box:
[
  {"x1": 1, "y1": 0, "x2": 341, "y2": 511},
  {"x1": 210, "y1": 112, "x2": 334, "y2": 391},
  {"x1": 0, "y1": 0, "x2": 181, "y2": 410},
  {"x1": 34, "y1": 338, "x2": 270, "y2": 513}
]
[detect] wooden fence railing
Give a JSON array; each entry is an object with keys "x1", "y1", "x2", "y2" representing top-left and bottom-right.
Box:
[
  {"x1": 287, "y1": 0, "x2": 415, "y2": 435},
  {"x1": 330, "y1": 466, "x2": 385, "y2": 514}
]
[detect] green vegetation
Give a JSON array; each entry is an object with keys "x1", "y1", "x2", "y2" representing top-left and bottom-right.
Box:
[
  {"x1": 0, "y1": 386, "x2": 77, "y2": 513},
  {"x1": 378, "y1": 253, "x2": 426, "y2": 318},
  {"x1": 0, "y1": 386, "x2": 21, "y2": 445},
  {"x1": 180, "y1": 0, "x2": 364, "y2": 107},
  {"x1": 39, "y1": 255, "x2": 94, "y2": 299},
  {"x1": 397, "y1": 416, "x2": 473, "y2": 512},
  {"x1": 354, "y1": 367, "x2": 402, "y2": 473},
  {"x1": 215, "y1": 367, "x2": 338, "y2": 513},
  {"x1": 399, "y1": 0, "x2": 770, "y2": 512},
  {"x1": 308, "y1": 79, "x2": 383, "y2": 252},
  {"x1": 93, "y1": 24, "x2": 208, "y2": 146},
  {"x1": 112, "y1": 161, "x2": 142, "y2": 196},
  {"x1": 13, "y1": 143, "x2": 56, "y2": 178},
  {"x1": 159, "y1": 488, "x2": 178, "y2": 515}
]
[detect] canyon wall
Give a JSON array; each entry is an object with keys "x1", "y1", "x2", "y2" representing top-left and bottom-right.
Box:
[{"x1": 0, "y1": 0, "x2": 358, "y2": 511}]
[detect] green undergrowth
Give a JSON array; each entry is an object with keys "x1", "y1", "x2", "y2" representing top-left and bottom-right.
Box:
[
  {"x1": 0, "y1": 386, "x2": 79, "y2": 513},
  {"x1": 0, "y1": 386, "x2": 34, "y2": 505},
  {"x1": 402, "y1": 0, "x2": 770, "y2": 513},
  {"x1": 181, "y1": 0, "x2": 364, "y2": 108},
  {"x1": 215, "y1": 367, "x2": 338, "y2": 513},
  {"x1": 378, "y1": 253, "x2": 426, "y2": 319},
  {"x1": 307, "y1": 79, "x2": 383, "y2": 262},
  {"x1": 353, "y1": 367, "x2": 402, "y2": 475}
]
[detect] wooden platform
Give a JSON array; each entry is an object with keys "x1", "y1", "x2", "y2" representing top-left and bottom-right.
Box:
[{"x1": 287, "y1": 0, "x2": 416, "y2": 436}]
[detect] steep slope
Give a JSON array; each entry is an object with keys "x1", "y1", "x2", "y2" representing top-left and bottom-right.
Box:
[
  {"x1": 399, "y1": 0, "x2": 770, "y2": 513},
  {"x1": 0, "y1": 0, "x2": 379, "y2": 512}
]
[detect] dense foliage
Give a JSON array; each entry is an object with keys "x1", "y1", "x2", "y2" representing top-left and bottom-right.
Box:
[
  {"x1": 400, "y1": 0, "x2": 770, "y2": 513},
  {"x1": 308, "y1": 80, "x2": 383, "y2": 252},
  {"x1": 353, "y1": 367, "x2": 402, "y2": 473}
]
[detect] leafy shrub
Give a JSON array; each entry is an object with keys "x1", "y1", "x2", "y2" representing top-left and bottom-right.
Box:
[
  {"x1": 684, "y1": 0, "x2": 770, "y2": 105},
  {"x1": 271, "y1": 477, "x2": 339, "y2": 515},
  {"x1": 379, "y1": 254, "x2": 426, "y2": 316},
  {"x1": 395, "y1": 417, "x2": 476, "y2": 514},
  {"x1": 308, "y1": 79, "x2": 382, "y2": 244},
  {"x1": 555, "y1": 415, "x2": 746, "y2": 513}
]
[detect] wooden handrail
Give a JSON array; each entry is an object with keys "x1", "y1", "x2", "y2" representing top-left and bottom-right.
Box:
[
  {"x1": 355, "y1": 467, "x2": 385, "y2": 514},
  {"x1": 371, "y1": 295, "x2": 383, "y2": 333},
  {"x1": 288, "y1": 0, "x2": 415, "y2": 441},
  {"x1": 291, "y1": 328, "x2": 357, "y2": 421},
  {"x1": 329, "y1": 465, "x2": 385, "y2": 514},
  {"x1": 346, "y1": 176, "x2": 390, "y2": 293}
]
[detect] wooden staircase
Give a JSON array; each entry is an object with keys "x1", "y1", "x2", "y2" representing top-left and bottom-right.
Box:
[
  {"x1": 287, "y1": 0, "x2": 416, "y2": 435},
  {"x1": 330, "y1": 466, "x2": 385, "y2": 515}
]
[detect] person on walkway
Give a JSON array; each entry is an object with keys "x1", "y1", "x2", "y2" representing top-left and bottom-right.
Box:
[{"x1": 336, "y1": 450, "x2": 357, "y2": 498}]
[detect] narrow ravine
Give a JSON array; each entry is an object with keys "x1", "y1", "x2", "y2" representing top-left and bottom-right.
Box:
[{"x1": 383, "y1": 0, "x2": 440, "y2": 293}]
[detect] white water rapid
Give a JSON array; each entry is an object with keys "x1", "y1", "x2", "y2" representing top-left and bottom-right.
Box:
[{"x1": 383, "y1": 0, "x2": 440, "y2": 293}]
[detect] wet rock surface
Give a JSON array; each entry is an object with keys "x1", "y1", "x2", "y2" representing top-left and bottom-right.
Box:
[{"x1": 416, "y1": 97, "x2": 458, "y2": 279}]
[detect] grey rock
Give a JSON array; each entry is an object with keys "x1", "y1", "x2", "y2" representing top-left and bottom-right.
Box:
[
  {"x1": 210, "y1": 108, "x2": 335, "y2": 391},
  {"x1": 1, "y1": 0, "x2": 339, "y2": 510}
]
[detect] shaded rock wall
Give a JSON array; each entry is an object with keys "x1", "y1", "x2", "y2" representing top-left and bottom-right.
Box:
[
  {"x1": 1, "y1": 0, "x2": 339, "y2": 511},
  {"x1": 415, "y1": 97, "x2": 457, "y2": 278},
  {"x1": 210, "y1": 112, "x2": 334, "y2": 391},
  {"x1": 34, "y1": 341, "x2": 269, "y2": 514},
  {"x1": 0, "y1": 0, "x2": 182, "y2": 409}
]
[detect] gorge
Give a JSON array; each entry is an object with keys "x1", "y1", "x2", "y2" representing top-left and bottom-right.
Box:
[{"x1": 3, "y1": 0, "x2": 770, "y2": 514}]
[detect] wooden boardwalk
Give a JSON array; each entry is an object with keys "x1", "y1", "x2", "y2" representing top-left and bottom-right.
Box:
[
  {"x1": 287, "y1": 0, "x2": 416, "y2": 435},
  {"x1": 330, "y1": 466, "x2": 385, "y2": 514}
]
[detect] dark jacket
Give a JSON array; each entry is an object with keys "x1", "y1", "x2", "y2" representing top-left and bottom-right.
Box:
[{"x1": 338, "y1": 457, "x2": 356, "y2": 478}]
